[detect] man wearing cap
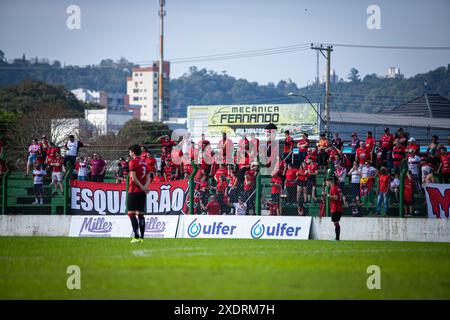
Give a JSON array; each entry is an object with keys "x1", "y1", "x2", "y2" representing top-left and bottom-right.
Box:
[
  {"x1": 380, "y1": 128, "x2": 395, "y2": 171},
  {"x1": 406, "y1": 137, "x2": 420, "y2": 154}
]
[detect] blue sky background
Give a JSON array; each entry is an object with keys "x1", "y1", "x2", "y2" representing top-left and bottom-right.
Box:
[{"x1": 0, "y1": 0, "x2": 449, "y2": 86}]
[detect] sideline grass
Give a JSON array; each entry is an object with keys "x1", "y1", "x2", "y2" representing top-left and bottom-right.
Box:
[{"x1": 0, "y1": 237, "x2": 449, "y2": 299}]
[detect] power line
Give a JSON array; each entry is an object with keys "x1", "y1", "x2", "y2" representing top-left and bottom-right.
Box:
[
  {"x1": 329, "y1": 43, "x2": 450, "y2": 50},
  {"x1": 133, "y1": 43, "x2": 311, "y2": 63}
]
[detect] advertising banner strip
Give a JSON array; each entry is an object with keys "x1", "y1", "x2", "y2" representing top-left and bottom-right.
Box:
[
  {"x1": 188, "y1": 103, "x2": 319, "y2": 137},
  {"x1": 70, "y1": 179, "x2": 189, "y2": 215},
  {"x1": 69, "y1": 215, "x2": 179, "y2": 238},
  {"x1": 424, "y1": 183, "x2": 450, "y2": 219},
  {"x1": 177, "y1": 215, "x2": 312, "y2": 240}
]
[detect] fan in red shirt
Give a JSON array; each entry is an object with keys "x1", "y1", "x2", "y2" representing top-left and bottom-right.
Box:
[
  {"x1": 182, "y1": 161, "x2": 193, "y2": 177},
  {"x1": 284, "y1": 163, "x2": 298, "y2": 203},
  {"x1": 50, "y1": 151, "x2": 64, "y2": 195},
  {"x1": 392, "y1": 141, "x2": 406, "y2": 174},
  {"x1": 297, "y1": 162, "x2": 309, "y2": 204},
  {"x1": 406, "y1": 137, "x2": 420, "y2": 154},
  {"x1": 283, "y1": 130, "x2": 294, "y2": 163},
  {"x1": 326, "y1": 177, "x2": 343, "y2": 241},
  {"x1": 356, "y1": 141, "x2": 371, "y2": 165},
  {"x1": 163, "y1": 159, "x2": 178, "y2": 181},
  {"x1": 404, "y1": 171, "x2": 414, "y2": 217},
  {"x1": 46, "y1": 142, "x2": 60, "y2": 171},
  {"x1": 127, "y1": 144, "x2": 151, "y2": 243},
  {"x1": 376, "y1": 167, "x2": 391, "y2": 216},
  {"x1": 380, "y1": 128, "x2": 395, "y2": 151},
  {"x1": 214, "y1": 164, "x2": 228, "y2": 182},
  {"x1": 145, "y1": 153, "x2": 157, "y2": 174},
  {"x1": 269, "y1": 173, "x2": 282, "y2": 216},
  {"x1": 202, "y1": 196, "x2": 221, "y2": 215},
  {"x1": 305, "y1": 148, "x2": 317, "y2": 164},
  {"x1": 306, "y1": 158, "x2": 318, "y2": 203},
  {"x1": 215, "y1": 175, "x2": 228, "y2": 215},
  {"x1": 158, "y1": 135, "x2": 176, "y2": 153},
  {"x1": 297, "y1": 133, "x2": 309, "y2": 164},
  {"x1": 153, "y1": 170, "x2": 166, "y2": 183},
  {"x1": 247, "y1": 165, "x2": 258, "y2": 180},
  {"x1": 365, "y1": 131, "x2": 377, "y2": 153},
  {"x1": 39, "y1": 136, "x2": 50, "y2": 163}
]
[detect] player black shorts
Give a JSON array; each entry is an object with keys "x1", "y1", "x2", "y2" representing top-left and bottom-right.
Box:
[
  {"x1": 271, "y1": 193, "x2": 280, "y2": 203},
  {"x1": 331, "y1": 211, "x2": 342, "y2": 222},
  {"x1": 128, "y1": 192, "x2": 146, "y2": 212},
  {"x1": 307, "y1": 176, "x2": 316, "y2": 188},
  {"x1": 298, "y1": 180, "x2": 307, "y2": 188}
]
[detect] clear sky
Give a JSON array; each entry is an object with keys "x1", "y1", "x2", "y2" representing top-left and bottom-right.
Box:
[{"x1": 0, "y1": 0, "x2": 449, "y2": 86}]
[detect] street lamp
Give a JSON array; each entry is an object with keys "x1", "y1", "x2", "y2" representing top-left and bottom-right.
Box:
[{"x1": 287, "y1": 93, "x2": 327, "y2": 133}]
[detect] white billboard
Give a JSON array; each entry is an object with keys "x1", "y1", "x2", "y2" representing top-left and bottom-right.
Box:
[
  {"x1": 69, "y1": 215, "x2": 179, "y2": 238},
  {"x1": 177, "y1": 215, "x2": 312, "y2": 240}
]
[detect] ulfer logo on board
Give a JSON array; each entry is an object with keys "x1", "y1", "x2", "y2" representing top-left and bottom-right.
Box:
[
  {"x1": 250, "y1": 219, "x2": 303, "y2": 239},
  {"x1": 187, "y1": 218, "x2": 237, "y2": 238}
]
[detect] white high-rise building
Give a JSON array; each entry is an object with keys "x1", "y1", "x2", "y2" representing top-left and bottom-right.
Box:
[
  {"x1": 387, "y1": 67, "x2": 404, "y2": 80},
  {"x1": 126, "y1": 62, "x2": 170, "y2": 122}
]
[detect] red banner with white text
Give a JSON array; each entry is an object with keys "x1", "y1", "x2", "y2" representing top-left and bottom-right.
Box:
[{"x1": 70, "y1": 180, "x2": 189, "y2": 215}]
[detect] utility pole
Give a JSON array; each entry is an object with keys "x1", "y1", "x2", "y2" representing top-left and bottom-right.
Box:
[
  {"x1": 316, "y1": 50, "x2": 319, "y2": 85},
  {"x1": 158, "y1": 0, "x2": 166, "y2": 122},
  {"x1": 311, "y1": 44, "x2": 333, "y2": 137}
]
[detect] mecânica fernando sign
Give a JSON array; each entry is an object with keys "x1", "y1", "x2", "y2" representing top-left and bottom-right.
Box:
[{"x1": 187, "y1": 103, "x2": 319, "y2": 137}]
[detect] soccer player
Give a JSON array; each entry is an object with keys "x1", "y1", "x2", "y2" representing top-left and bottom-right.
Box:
[
  {"x1": 127, "y1": 144, "x2": 151, "y2": 244},
  {"x1": 326, "y1": 177, "x2": 343, "y2": 241}
]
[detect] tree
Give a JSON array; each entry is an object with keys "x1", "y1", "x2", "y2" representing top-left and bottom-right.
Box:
[
  {"x1": 117, "y1": 119, "x2": 171, "y2": 145},
  {"x1": 347, "y1": 68, "x2": 361, "y2": 82}
]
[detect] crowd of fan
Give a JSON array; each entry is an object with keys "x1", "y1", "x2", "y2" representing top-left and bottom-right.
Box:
[{"x1": 25, "y1": 129, "x2": 449, "y2": 214}]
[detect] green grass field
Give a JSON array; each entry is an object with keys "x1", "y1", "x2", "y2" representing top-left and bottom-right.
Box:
[{"x1": 1, "y1": 237, "x2": 449, "y2": 300}]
